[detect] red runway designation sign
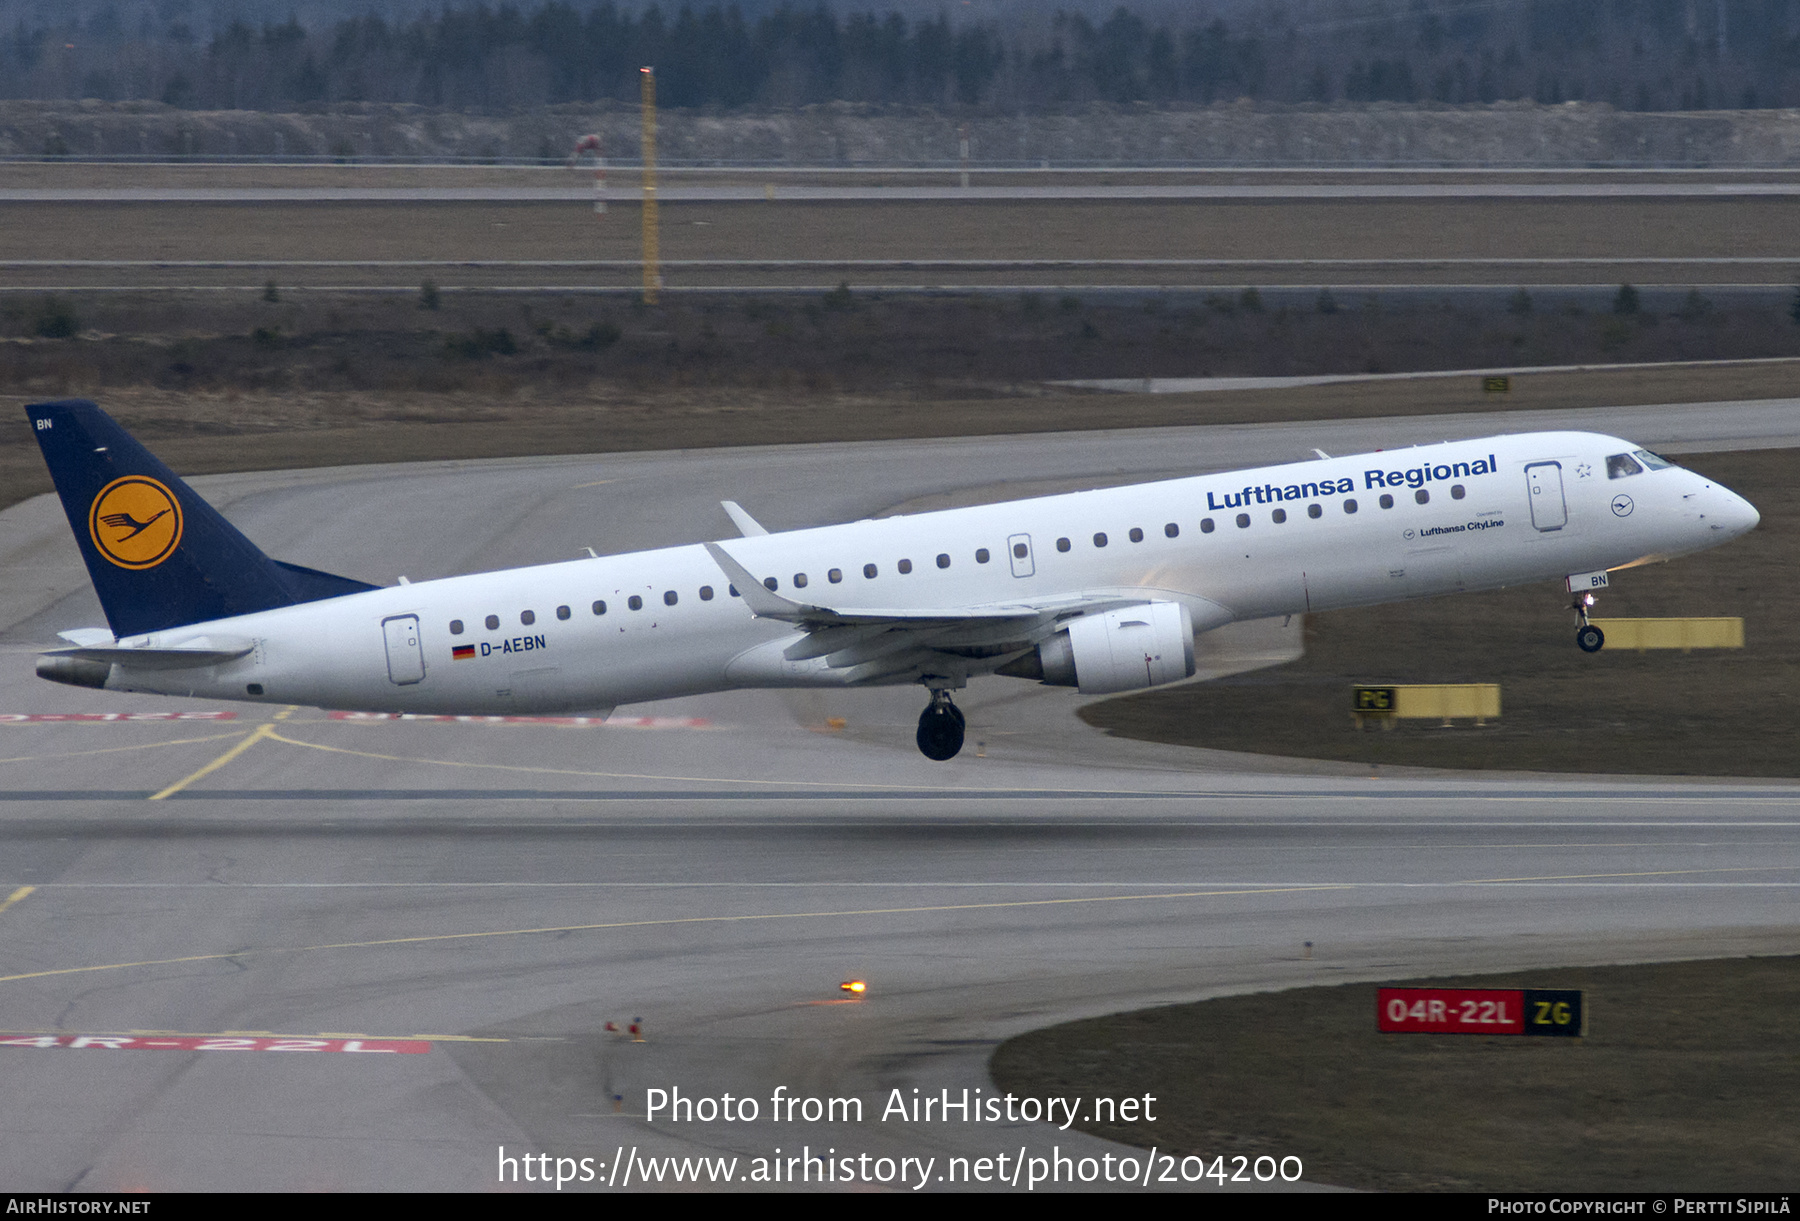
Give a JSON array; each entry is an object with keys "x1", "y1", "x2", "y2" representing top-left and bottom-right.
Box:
[{"x1": 1377, "y1": 988, "x2": 1584, "y2": 1037}]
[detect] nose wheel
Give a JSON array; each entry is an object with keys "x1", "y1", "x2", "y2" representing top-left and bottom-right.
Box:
[
  {"x1": 916, "y1": 689, "x2": 966, "y2": 761},
  {"x1": 1572, "y1": 591, "x2": 1605, "y2": 653}
]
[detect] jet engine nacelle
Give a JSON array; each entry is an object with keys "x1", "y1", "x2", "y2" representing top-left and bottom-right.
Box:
[{"x1": 1032, "y1": 602, "x2": 1196, "y2": 695}]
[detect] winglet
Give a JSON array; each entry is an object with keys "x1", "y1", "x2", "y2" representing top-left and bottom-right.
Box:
[
  {"x1": 703, "y1": 542, "x2": 815, "y2": 621},
  {"x1": 720, "y1": 500, "x2": 770, "y2": 537}
]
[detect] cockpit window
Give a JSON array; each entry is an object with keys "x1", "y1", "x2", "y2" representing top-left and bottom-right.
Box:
[
  {"x1": 1633, "y1": 449, "x2": 1676, "y2": 470},
  {"x1": 1606, "y1": 453, "x2": 1644, "y2": 479}
]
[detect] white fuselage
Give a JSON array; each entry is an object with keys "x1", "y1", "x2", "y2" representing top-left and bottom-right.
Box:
[{"x1": 92, "y1": 431, "x2": 1759, "y2": 713}]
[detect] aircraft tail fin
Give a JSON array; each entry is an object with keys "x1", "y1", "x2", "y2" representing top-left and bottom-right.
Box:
[{"x1": 25, "y1": 400, "x2": 379, "y2": 638}]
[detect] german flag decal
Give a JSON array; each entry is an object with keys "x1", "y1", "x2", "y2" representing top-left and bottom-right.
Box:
[{"x1": 452, "y1": 645, "x2": 475, "y2": 660}]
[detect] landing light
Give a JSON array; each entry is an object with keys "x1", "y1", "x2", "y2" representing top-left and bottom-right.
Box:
[{"x1": 839, "y1": 980, "x2": 867, "y2": 996}]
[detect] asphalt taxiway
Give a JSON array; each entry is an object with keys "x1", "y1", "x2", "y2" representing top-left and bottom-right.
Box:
[{"x1": 0, "y1": 402, "x2": 1796, "y2": 1191}]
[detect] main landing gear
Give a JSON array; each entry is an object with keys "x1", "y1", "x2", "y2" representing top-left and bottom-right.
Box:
[
  {"x1": 1572, "y1": 591, "x2": 1605, "y2": 654},
  {"x1": 916, "y1": 687, "x2": 966, "y2": 761}
]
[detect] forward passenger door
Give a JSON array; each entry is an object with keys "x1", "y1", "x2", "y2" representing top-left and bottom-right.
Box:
[{"x1": 1525, "y1": 462, "x2": 1567, "y2": 532}]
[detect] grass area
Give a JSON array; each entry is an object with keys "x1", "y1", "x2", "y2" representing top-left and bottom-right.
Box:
[
  {"x1": 990, "y1": 956, "x2": 1800, "y2": 1191},
  {"x1": 1084, "y1": 448, "x2": 1799, "y2": 777},
  {"x1": 6, "y1": 196, "x2": 1800, "y2": 266}
]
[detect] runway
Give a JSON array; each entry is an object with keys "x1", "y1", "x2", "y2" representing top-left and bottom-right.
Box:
[
  {"x1": 1, "y1": 402, "x2": 1797, "y2": 1191},
  {"x1": 7, "y1": 168, "x2": 1799, "y2": 298}
]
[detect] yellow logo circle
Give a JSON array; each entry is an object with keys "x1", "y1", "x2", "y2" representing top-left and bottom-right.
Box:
[{"x1": 88, "y1": 476, "x2": 183, "y2": 570}]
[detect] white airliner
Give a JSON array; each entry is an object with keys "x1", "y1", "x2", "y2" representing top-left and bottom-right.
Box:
[{"x1": 28, "y1": 401, "x2": 1758, "y2": 760}]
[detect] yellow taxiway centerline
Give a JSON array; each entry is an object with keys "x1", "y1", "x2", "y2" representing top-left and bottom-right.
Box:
[
  {"x1": 148, "y1": 722, "x2": 278, "y2": 801},
  {"x1": 0, "y1": 730, "x2": 250, "y2": 767}
]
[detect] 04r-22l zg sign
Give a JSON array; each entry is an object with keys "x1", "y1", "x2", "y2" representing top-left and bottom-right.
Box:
[{"x1": 1377, "y1": 988, "x2": 1585, "y2": 1037}]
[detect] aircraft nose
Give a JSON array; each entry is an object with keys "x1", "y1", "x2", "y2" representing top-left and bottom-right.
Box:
[{"x1": 1716, "y1": 486, "x2": 1759, "y2": 536}]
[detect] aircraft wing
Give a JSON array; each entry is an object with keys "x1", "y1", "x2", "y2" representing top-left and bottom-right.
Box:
[
  {"x1": 719, "y1": 501, "x2": 770, "y2": 537},
  {"x1": 705, "y1": 541, "x2": 1050, "y2": 628},
  {"x1": 703, "y1": 541, "x2": 1160, "y2": 679}
]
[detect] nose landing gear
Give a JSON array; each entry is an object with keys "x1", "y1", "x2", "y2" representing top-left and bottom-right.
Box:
[
  {"x1": 915, "y1": 688, "x2": 966, "y2": 761},
  {"x1": 1572, "y1": 591, "x2": 1605, "y2": 653}
]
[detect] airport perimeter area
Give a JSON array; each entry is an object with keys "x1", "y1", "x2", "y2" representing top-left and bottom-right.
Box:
[{"x1": 0, "y1": 159, "x2": 1796, "y2": 1193}]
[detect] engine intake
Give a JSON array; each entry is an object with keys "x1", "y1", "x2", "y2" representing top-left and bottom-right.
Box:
[{"x1": 999, "y1": 602, "x2": 1196, "y2": 694}]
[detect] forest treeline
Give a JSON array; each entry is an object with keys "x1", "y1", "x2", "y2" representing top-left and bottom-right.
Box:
[{"x1": 7, "y1": 0, "x2": 1800, "y2": 113}]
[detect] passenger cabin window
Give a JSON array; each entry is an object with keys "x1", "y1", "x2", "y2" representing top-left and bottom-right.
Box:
[
  {"x1": 556, "y1": 605, "x2": 570, "y2": 620},
  {"x1": 1012, "y1": 543, "x2": 1028, "y2": 559},
  {"x1": 450, "y1": 619, "x2": 464, "y2": 635},
  {"x1": 1164, "y1": 523, "x2": 1179, "y2": 538},
  {"x1": 628, "y1": 595, "x2": 643, "y2": 611},
  {"x1": 1129, "y1": 527, "x2": 1144, "y2": 543},
  {"x1": 664, "y1": 590, "x2": 678, "y2": 606},
  {"x1": 1271, "y1": 509, "x2": 1287, "y2": 524},
  {"x1": 1451, "y1": 484, "x2": 1466, "y2": 499},
  {"x1": 936, "y1": 553, "x2": 950, "y2": 569},
  {"x1": 700, "y1": 586, "x2": 714, "y2": 601},
  {"x1": 1056, "y1": 538, "x2": 1071, "y2": 552},
  {"x1": 897, "y1": 559, "x2": 913, "y2": 574},
  {"x1": 864, "y1": 563, "x2": 878, "y2": 579},
  {"x1": 763, "y1": 577, "x2": 778, "y2": 591},
  {"x1": 1093, "y1": 533, "x2": 1108, "y2": 548},
  {"x1": 828, "y1": 569, "x2": 842, "y2": 583},
  {"x1": 1307, "y1": 504, "x2": 1322, "y2": 519},
  {"x1": 793, "y1": 573, "x2": 808, "y2": 588},
  {"x1": 1379, "y1": 494, "x2": 1395, "y2": 510},
  {"x1": 485, "y1": 614, "x2": 500, "y2": 630},
  {"x1": 1415, "y1": 489, "x2": 1430, "y2": 504},
  {"x1": 1201, "y1": 519, "x2": 1215, "y2": 533},
  {"x1": 520, "y1": 610, "x2": 535, "y2": 626},
  {"x1": 1344, "y1": 500, "x2": 1358, "y2": 514},
  {"x1": 592, "y1": 601, "x2": 607, "y2": 616},
  {"x1": 1607, "y1": 453, "x2": 1644, "y2": 479},
  {"x1": 975, "y1": 548, "x2": 990, "y2": 564},
  {"x1": 1235, "y1": 513, "x2": 1250, "y2": 529}
]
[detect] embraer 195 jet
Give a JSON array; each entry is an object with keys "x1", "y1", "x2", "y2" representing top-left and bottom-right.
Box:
[{"x1": 26, "y1": 400, "x2": 1759, "y2": 760}]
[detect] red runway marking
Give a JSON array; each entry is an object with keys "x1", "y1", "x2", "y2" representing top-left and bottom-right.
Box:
[
  {"x1": 329, "y1": 712, "x2": 710, "y2": 728},
  {"x1": 0, "y1": 1034, "x2": 430, "y2": 1053},
  {"x1": 0, "y1": 712, "x2": 238, "y2": 722}
]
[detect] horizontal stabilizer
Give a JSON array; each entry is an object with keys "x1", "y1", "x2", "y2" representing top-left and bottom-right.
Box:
[
  {"x1": 46, "y1": 637, "x2": 254, "y2": 671},
  {"x1": 56, "y1": 628, "x2": 115, "y2": 647}
]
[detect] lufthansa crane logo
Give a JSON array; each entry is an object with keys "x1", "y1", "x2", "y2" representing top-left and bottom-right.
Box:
[{"x1": 88, "y1": 476, "x2": 183, "y2": 569}]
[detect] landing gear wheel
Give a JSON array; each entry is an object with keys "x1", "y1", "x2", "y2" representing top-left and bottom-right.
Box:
[
  {"x1": 1576, "y1": 624, "x2": 1605, "y2": 653},
  {"x1": 916, "y1": 697, "x2": 965, "y2": 761}
]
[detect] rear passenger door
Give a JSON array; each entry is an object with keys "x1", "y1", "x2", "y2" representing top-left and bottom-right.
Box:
[{"x1": 382, "y1": 615, "x2": 425, "y2": 685}]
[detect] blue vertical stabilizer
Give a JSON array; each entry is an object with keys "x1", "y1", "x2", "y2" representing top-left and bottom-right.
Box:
[{"x1": 26, "y1": 400, "x2": 379, "y2": 638}]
